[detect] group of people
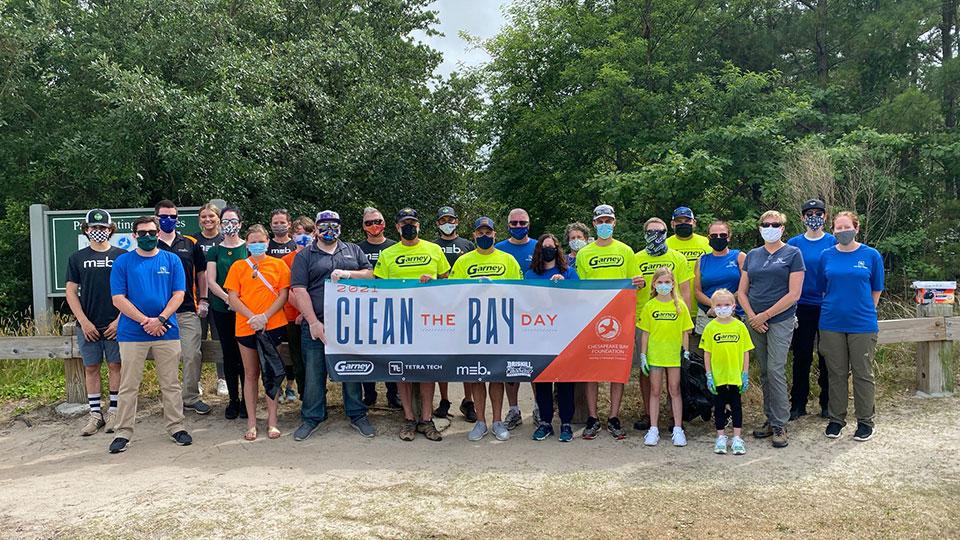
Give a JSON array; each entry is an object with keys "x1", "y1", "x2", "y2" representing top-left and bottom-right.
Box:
[{"x1": 65, "y1": 198, "x2": 885, "y2": 455}]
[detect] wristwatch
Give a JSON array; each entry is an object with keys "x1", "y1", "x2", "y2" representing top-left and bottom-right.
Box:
[{"x1": 157, "y1": 315, "x2": 173, "y2": 329}]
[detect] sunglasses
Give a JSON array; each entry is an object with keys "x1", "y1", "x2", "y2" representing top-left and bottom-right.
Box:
[
  {"x1": 135, "y1": 229, "x2": 158, "y2": 237},
  {"x1": 709, "y1": 233, "x2": 729, "y2": 239},
  {"x1": 509, "y1": 220, "x2": 529, "y2": 227},
  {"x1": 222, "y1": 218, "x2": 240, "y2": 225},
  {"x1": 158, "y1": 213, "x2": 178, "y2": 219},
  {"x1": 760, "y1": 222, "x2": 783, "y2": 228},
  {"x1": 363, "y1": 219, "x2": 384, "y2": 226},
  {"x1": 804, "y1": 211, "x2": 825, "y2": 218},
  {"x1": 317, "y1": 223, "x2": 340, "y2": 231}
]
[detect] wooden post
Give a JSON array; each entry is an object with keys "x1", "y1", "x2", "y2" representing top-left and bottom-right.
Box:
[
  {"x1": 916, "y1": 304, "x2": 956, "y2": 396},
  {"x1": 571, "y1": 383, "x2": 588, "y2": 424},
  {"x1": 61, "y1": 323, "x2": 86, "y2": 403}
]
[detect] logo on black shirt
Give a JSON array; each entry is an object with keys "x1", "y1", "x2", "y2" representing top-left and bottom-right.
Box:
[
  {"x1": 396, "y1": 254, "x2": 432, "y2": 267},
  {"x1": 467, "y1": 264, "x2": 506, "y2": 277},
  {"x1": 82, "y1": 257, "x2": 114, "y2": 269},
  {"x1": 588, "y1": 255, "x2": 624, "y2": 268},
  {"x1": 713, "y1": 333, "x2": 740, "y2": 343},
  {"x1": 651, "y1": 310, "x2": 678, "y2": 321},
  {"x1": 639, "y1": 261, "x2": 675, "y2": 274}
]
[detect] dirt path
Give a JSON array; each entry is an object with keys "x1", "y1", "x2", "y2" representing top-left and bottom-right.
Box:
[{"x1": 1, "y1": 388, "x2": 958, "y2": 539}]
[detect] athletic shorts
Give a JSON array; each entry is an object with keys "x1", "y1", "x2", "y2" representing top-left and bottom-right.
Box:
[{"x1": 236, "y1": 327, "x2": 286, "y2": 349}]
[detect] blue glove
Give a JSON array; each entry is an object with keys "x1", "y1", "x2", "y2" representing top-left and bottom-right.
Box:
[
  {"x1": 740, "y1": 372, "x2": 750, "y2": 394},
  {"x1": 640, "y1": 353, "x2": 650, "y2": 376},
  {"x1": 706, "y1": 373, "x2": 717, "y2": 395}
]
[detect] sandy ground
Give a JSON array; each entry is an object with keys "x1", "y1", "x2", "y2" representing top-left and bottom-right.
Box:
[{"x1": 0, "y1": 382, "x2": 958, "y2": 540}]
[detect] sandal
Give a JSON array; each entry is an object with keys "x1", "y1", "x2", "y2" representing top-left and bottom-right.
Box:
[
  {"x1": 268, "y1": 426, "x2": 281, "y2": 440},
  {"x1": 399, "y1": 420, "x2": 417, "y2": 441},
  {"x1": 417, "y1": 420, "x2": 443, "y2": 442},
  {"x1": 243, "y1": 426, "x2": 257, "y2": 441}
]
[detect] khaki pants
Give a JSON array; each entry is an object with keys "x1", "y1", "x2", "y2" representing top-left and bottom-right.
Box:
[
  {"x1": 820, "y1": 330, "x2": 877, "y2": 427},
  {"x1": 116, "y1": 340, "x2": 185, "y2": 439},
  {"x1": 178, "y1": 312, "x2": 203, "y2": 405}
]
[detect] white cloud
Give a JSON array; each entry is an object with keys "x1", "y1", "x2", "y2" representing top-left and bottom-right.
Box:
[{"x1": 413, "y1": 0, "x2": 510, "y2": 78}]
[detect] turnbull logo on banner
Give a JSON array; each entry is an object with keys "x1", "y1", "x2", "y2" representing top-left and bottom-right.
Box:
[{"x1": 323, "y1": 279, "x2": 636, "y2": 383}]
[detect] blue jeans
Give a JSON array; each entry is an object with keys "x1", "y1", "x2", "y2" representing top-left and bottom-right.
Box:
[{"x1": 300, "y1": 321, "x2": 367, "y2": 425}]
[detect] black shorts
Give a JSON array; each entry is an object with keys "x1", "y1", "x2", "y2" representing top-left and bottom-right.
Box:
[{"x1": 237, "y1": 327, "x2": 286, "y2": 349}]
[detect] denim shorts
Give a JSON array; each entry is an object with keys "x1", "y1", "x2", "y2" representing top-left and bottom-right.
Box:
[{"x1": 77, "y1": 330, "x2": 121, "y2": 367}]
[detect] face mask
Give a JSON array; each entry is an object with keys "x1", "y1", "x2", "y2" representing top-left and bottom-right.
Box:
[
  {"x1": 835, "y1": 229, "x2": 856, "y2": 245},
  {"x1": 87, "y1": 229, "x2": 111, "y2": 244},
  {"x1": 569, "y1": 238, "x2": 587, "y2": 252},
  {"x1": 709, "y1": 237, "x2": 729, "y2": 252},
  {"x1": 645, "y1": 230, "x2": 667, "y2": 256},
  {"x1": 674, "y1": 223, "x2": 694, "y2": 238},
  {"x1": 760, "y1": 227, "x2": 783, "y2": 243},
  {"x1": 438, "y1": 223, "x2": 457, "y2": 236},
  {"x1": 400, "y1": 223, "x2": 418, "y2": 241},
  {"x1": 247, "y1": 242, "x2": 268, "y2": 256},
  {"x1": 294, "y1": 233, "x2": 311, "y2": 247},
  {"x1": 542, "y1": 247, "x2": 558, "y2": 262},
  {"x1": 476, "y1": 235, "x2": 494, "y2": 250},
  {"x1": 137, "y1": 235, "x2": 158, "y2": 251},
  {"x1": 318, "y1": 224, "x2": 340, "y2": 243},
  {"x1": 508, "y1": 227, "x2": 528, "y2": 240},
  {"x1": 595, "y1": 223, "x2": 614, "y2": 240},
  {"x1": 714, "y1": 305, "x2": 735, "y2": 318},
  {"x1": 158, "y1": 216, "x2": 178, "y2": 234},
  {"x1": 655, "y1": 283, "x2": 673, "y2": 295},
  {"x1": 271, "y1": 225, "x2": 289, "y2": 237},
  {"x1": 804, "y1": 215, "x2": 825, "y2": 231},
  {"x1": 364, "y1": 223, "x2": 385, "y2": 237},
  {"x1": 222, "y1": 223, "x2": 241, "y2": 236}
]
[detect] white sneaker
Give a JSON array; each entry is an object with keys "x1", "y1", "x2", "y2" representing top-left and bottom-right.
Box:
[
  {"x1": 643, "y1": 427, "x2": 659, "y2": 446},
  {"x1": 216, "y1": 379, "x2": 228, "y2": 397},
  {"x1": 714, "y1": 435, "x2": 728, "y2": 454},
  {"x1": 672, "y1": 426, "x2": 687, "y2": 447},
  {"x1": 492, "y1": 421, "x2": 510, "y2": 441}
]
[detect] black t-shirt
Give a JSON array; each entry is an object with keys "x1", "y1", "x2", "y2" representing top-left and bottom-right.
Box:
[
  {"x1": 66, "y1": 246, "x2": 127, "y2": 328},
  {"x1": 189, "y1": 231, "x2": 223, "y2": 255},
  {"x1": 268, "y1": 239, "x2": 297, "y2": 259},
  {"x1": 158, "y1": 233, "x2": 206, "y2": 313},
  {"x1": 358, "y1": 238, "x2": 397, "y2": 264},
  {"x1": 434, "y1": 237, "x2": 475, "y2": 267}
]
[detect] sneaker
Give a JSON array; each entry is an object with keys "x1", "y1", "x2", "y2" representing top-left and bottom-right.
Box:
[
  {"x1": 399, "y1": 420, "x2": 417, "y2": 441},
  {"x1": 387, "y1": 393, "x2": 402, "y2": 409},
  {"x1": 216, "y1": 378, "x2": 228, "y2": 396},
  {"x1": 789, "y1": 407, "x2": 807, "y2": 421},
  {"x1": 852, "y1": 422, "x2": 873, "y2": 442},
  {"x1": 731, "y1": 436, "x2": 746, "y2": 455},
  {"x1": 825, "y1": 422, "x2": 844, "y2": 439},
  {"x1": 671, "y1": 426, "x2": 687, "y2": 447},
  {"x1": 504, "y1": 409, "x2": 523, "y2": 431},
  {"x1": 714, "y1": 435, "x2": 728, "y2": 454},
  {"x1": 607, "y1": 417, "x2": 626, "y2": 440},
  {"x1": 532, "y1": 423, "x2": 554, "y2": 441},
  {"x1": 581, "y1": 417, "x2": 601, "y2": 440},
  {"x1": 183, "y1": 400, "x2": 211, "y2": 415},
  {"x1": 753, "y1": 422, "x2": 773, "y2": 439},
  {"x1": 417, "y1": 420, "x2": 443, "y2": 441},
  {"x1": 492, "y1": 421, "x2": 510, "y2": 441},
  {"x1": 772, "y1": 426, "x2": 788, "y2": 448},
  {"x1": 103, "y1": 411, "x2": 118, "y2": 433},
  {"x1": 633, "y1": 415, "x2": 651, "y2": 431},
  {"x1": 293, "y1": 422, "x2": 319, "y2": 441},
  {"x1": 350, "y1": 416, "x2": 376, "y2": 438},
  {"x1": 171, "y1": 430, "x2": 193, "y2": 446},
  {"x1": 284, "y1": 387, "x2": 297, "y2": 403},
  {"x1": 80, "y1": 412, "x2": 105, "y2": 436},
  {"x1": 433, "y1": 399, "x2": 451, "y2": 419},
  {"x1": 362, "y1": 391, "x2": 377, "y2": 407},
  {"x1": 532, "y1": 407, "x2": 541, "y2": 426},
  {"x1": 468, "y1": 421, "x2": 488, "y2": 441},
  {"x1": 108, "y1": 437, "x2": 129, "y2": 454},
  {"x1": 459, "y1": 399, "x2": 478, "y2": 422},
  {"x1": 643, "y1": 427, "x2": 660, "y2": 446},
  {"x1": 558, "y1": 424, "x2": 574, "y2": 443},
  {"x1": 225, "y1": 400, "x2": 240, "y2": 420}
]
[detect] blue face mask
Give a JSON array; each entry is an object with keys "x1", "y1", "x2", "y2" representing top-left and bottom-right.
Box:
[
  {"x1": 655, "y1": 283, "x2": 674, "y2": 295},
  {"x1": 319, "y1": 225, "x2": 340, "y2": 243},
  {"x1": 294, "y1": 233, "x2": 311, "y2": 247},
  {"x1": 476, "y1": 235, "x2": 494, "y2": 250},
  {"x1": 247, "y1": 242, "x2": 268, "y2": 256},
  {"x1": 158, "y1": 215, "x2": 178, "y2": 234},
  {"x1": 596, "y1": 223, "x2": 614, "y2": 240},
  {"x1": 508, "y1": 227, "x2": 528, "y2": 240}
]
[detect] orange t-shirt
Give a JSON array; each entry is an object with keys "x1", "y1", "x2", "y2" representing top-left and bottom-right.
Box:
[
  {"x1": 223, "y1": 256, "x2": 291, "y2": 337},
  {"x1": 281, "y1": 250, "x2": 301, "y2": 322}
]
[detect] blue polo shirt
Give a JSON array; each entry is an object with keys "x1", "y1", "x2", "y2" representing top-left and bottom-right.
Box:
[
  {"x1": 495, "y1": 238, "x2": 536, "y2": 273},
  {"x1": 817, "y1": 245, "x2": 885, "y2": 333},
  {"x1": 110, "y1": 250, "x2": 186, "y2": 342},
  {"x1": 787, "y1": 232, "x2": 837, "y2": 306}
]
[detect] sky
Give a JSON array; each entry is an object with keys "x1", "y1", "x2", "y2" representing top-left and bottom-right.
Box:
[{"x1": 414, "y1": 0, "x2": 511, "y2": 78}]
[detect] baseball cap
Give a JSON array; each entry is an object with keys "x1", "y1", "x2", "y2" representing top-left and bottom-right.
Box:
[
  {"x1": 396, "y1": 207, "x2": 419, "y2": 223},
  {"x1": 436, "y1": 206, "x2": 458, "y2": 220},
  {"x1": 473, "y1": 216, "x2": 495, "y2": 230},
  {"x1": 593, "y1": 204, "x2": 616, "y2": 219},
  {"x1": 672, "y1": 206, "x2": 695, "y2": 220},
  {"x1": 315, "y1": 210, "x2": 341, "y2": 223},
  {"x1": 85, "y1": 209, "x2": 112, "y2": 226},
  {"x1": 802, "y1": 199, "x2": 826, "y2": 212}
]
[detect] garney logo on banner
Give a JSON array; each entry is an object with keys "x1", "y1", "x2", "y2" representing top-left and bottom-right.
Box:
[{"x1": 323, "y1": 279, "x2": 636, "y2": 383}]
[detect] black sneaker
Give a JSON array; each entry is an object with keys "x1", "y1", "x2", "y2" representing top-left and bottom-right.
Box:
[
  {"x1": 171, "y1": 430, "x2": 193, "y2": 446},
  {"x1": 789, "y1": 407, "x2": 807, "y2": 421},
  {"x1": 184, "y1": 400, "x2": 211, "y2": 415},
  {"x1": 108, "y1": 437, "x2": 129, "y2": 454},
  {"x1": 607, "y1": 417, "x2": 626, "y2": 440},
  {"x1": 825, "y1": 422, "x2": 844, "y2": 439},
  {"x1": 433, "y1": 399, "x2": 451, "y2": 419},
  {"x1": 459, "y1": 399, "x2": 478, "y2": 423},
  {"x1": 224, "y1": 400, "x2": 240, "y2": 420},
  {"x1": 633, "y1": 415, "x2": 651, "y2": 431},
  {"x1": 387, "y1": 393, "x2": 403, "y2": 409},
  {"x1": 362, "y1": 391, "x2": 378, "y2": 407},
  {"x1": 852, "y1": 422, "x2": 873, "y2": 442},
  {"x1": 582, "y1": 417, "x2": 601, "y2": 440}
]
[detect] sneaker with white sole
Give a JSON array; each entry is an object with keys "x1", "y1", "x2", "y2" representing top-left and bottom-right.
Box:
[
  {"x1": 80, "y1": 412, "x2": 105, "y2": 436},
  {"x1": 671, "y1": 426, "x2": 687, "y2": 447},
  {"x1": 492, "y1": 421, "x2": 510, "y2": 441},
  {"x1": 468, "y1": 421, "x2": 488, "y2": 441},
  {"x1": 643, "y1": 427, "x2": 660, "y2": 446},
  {"x1": 714, "y1": 435, "x2": 728, "y2": 454},
  {"x1": 731, "y1": 436, "x2": 746, "y2": 455},
  {"x1": 852, "y1": 422, "x2": 873, "y2": 442},
  {"x1": 825, "y1": 422, "x2": 844, "y2": 439},
  {"x1": 103, "y1": 410, "x2": 119, "y2": 434},
  {"x1": 216, "y1": 378, "x2": 228, "y2": 397},
  {"x1": 503, "y1": 409, "x2": 522, "y2": 430}
]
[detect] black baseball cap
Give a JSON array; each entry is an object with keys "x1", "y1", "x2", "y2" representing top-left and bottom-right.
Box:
[
  {"x1": 85, "y1": 209, "x2": 112, "y2": 226},
  {"x1": 437, "y1": 206, "x2": 458, "y2": 220},
  {"x1": 802, "y1": 199, "x2": 826, "y2": 213},
  {"x1": 396, "y1": 207, "x2": 419, "y2": 223}
]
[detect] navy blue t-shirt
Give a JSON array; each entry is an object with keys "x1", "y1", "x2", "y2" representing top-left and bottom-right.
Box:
[
  {"x1": 110, "y1": 250, "x2": 186, "y2": 341},
  {"x1": 495, "y1": 239, "x2": 536, "y2": 273},
  {"x1": 523, "y1": 266, "x2": 579, "y2": 280},
  {"x1": 787, "y1": 232, "x2": 837, "y2": 306},
  {"x1": 817, "y1": 245, "x2": 885, "y2": 333}
]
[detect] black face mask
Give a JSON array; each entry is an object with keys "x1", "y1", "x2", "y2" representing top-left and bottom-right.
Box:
[
  {"x1": 400, "y1": 223, "x2": 418, "y2": 241},
  {"x1": 709, "y1": 237, "x2": 729, "y2": 252},
  {"x1": 674, "y1": 223, "x2": 694, "y2": 238},
  {"x1": 541, "y1": 247, "x2": 558, "y2": 262}
]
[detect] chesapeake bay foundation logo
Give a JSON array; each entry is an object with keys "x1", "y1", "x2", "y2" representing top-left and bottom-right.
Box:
[
  {"x1": 713, "y1": 332, "x2": 740, "y2": 344},
  {"x1": 588, "y1": 254, "x2": 624, "y2": 269},
  {"x1": 334, "y1": 360, "x2": 374, "y2": 376},
  {"x1": 595, "y1": 316, "x2": 621, "y2": 341},
  {"x1": 506, "y1": 361, "x2": 534, "y2": 377},
  {"x1": 467, "y1": 263, "x2": 506, "y2": 277},
  {"x1": 395, "y1": 254, "x2": 432, "y2": 267}
]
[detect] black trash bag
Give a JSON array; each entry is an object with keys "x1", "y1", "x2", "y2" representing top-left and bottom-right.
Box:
[
  {"x1": 256, "y1": 331, "x2": 286, "y2": 400},
  {"x1": 681, "y1": 351, "x2": 714, "y2": 422}
]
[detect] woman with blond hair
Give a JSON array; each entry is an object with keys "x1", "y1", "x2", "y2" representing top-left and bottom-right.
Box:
[{"x1": 737, "y1": 210, "x2": 805, "y2": 449}]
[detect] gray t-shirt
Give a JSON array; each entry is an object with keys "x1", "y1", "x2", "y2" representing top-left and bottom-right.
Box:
[
  {"x1": 290, "y1": 240, "x2": 372, "y2": 321},
  {"x1": 743, "y1": 244, "x2": 805, "y2": 324}
]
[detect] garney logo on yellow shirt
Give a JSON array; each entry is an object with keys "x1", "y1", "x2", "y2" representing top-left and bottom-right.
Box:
[
  {"x1": 395, "y1": 254, "x2": 433, "y2": 267},
  {"x1": 588, "y1": 254, "x2": 624, "y2": 268},
  {"x1": 638, "y1": 260, "x2": 677, "y2": 274},
  {"x1": 651, "y1": 310, "x2": 679, "y2": 321},
  {"x1": 713, "y1": 333, "x2": 741, "y2": 343},
  {"x1": 467, "y1": 263, "x2": 507, "y2": 277},
  {"x1": 676, "y1": 249, "x2": 703, "y2": 260}
]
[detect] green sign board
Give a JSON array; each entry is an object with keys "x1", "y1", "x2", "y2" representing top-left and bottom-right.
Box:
[{"x1": 45, "y1": 207, "x2": 200, "y2": 296}]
